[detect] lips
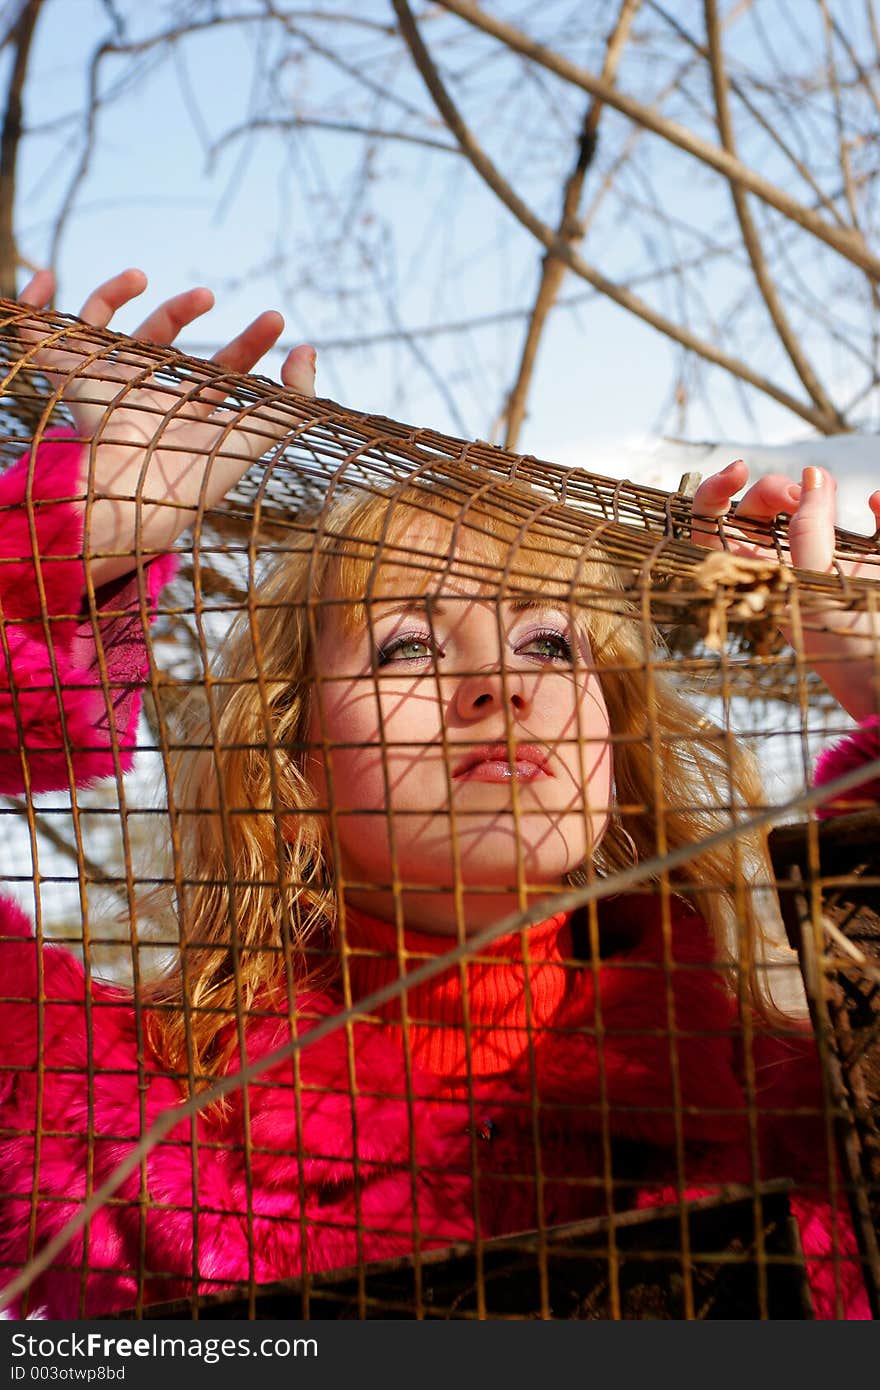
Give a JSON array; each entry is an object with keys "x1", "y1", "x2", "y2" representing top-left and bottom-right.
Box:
[{"x1": 451, "y1": 742, "x2": 551, "y2": 783}]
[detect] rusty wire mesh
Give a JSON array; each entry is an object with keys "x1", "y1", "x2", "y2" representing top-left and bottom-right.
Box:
[{"x1": 0, "y1": 300, "x2": 878, "y2": 1320}]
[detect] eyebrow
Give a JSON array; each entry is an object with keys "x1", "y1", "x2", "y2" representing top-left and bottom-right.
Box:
[
  {"x1": 508, "y1": 598, "x2": 572, "y2": 616},
  {"x1": 368, "y1": 597, "x2": 573, "y2": 620}
]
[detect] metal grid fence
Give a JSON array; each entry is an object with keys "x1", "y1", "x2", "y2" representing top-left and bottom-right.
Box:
[{"x1": 0, "y1": 300, "x2": 878, "y2": 1319}]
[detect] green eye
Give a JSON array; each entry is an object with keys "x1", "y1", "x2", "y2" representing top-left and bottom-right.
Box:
[
  {"x1": 377, "y1": 636, "x2": 435, "y2": 665},
  {"x1": 519, "y1": 631, "x2": 573, "y2": 662},
  {"x1": 397, "y1": 639, "x2": 431, "y2": 660}
]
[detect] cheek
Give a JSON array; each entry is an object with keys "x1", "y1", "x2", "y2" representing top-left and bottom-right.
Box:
[
  {"x1": 577, "y1": 683, "x2": 613, "y2": 791},
  {"x1": 539, "y1": 674, "x2": 611, "y2": 766},
  {"x1": 309, "y1": 679, "x2": 444, "y2": 812},
  {"x1": 309, "y1": 682, "x2": 381, "y2": 811},
  {"x1": 551, "y1": 676, "x2": 614, "y2": 832}
]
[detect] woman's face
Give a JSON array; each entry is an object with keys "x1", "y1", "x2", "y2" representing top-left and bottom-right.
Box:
[{"x1": 306, "y1": 576, "x2": 613, "y2": 934}]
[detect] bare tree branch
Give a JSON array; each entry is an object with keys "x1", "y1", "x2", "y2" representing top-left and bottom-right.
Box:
[
  {"x1": 259, "y1": 4, "x2": 399, "y2": 37},
  {"x1": 0, "y1": 0, "x2": 43, "y2": 297},
  {"x1": 646, "y1": 0, "x2": 847, "y2": 227},
  {"x1": 704, "y1": 0, "x2": 845, "y2": 429},
  {"x1": 866, "y1": 0, "x2": 880, "y2": 66},
  {"x1": 827, "y1": 4, "x2": 880, "y2": 124},
  {"x1": 819, "y1": 0, "x2": 862, "y2": 232},
  {"x1": 6, "y1": 0, "x2": 877, "y2": 443},
  {"x1": 45, "y1": 7, "x2": 434, "y2": 273},
  {"x1": 209, "y1": 115, "x2": 460, "y2": 166},
  {"x1": 391, "y1": 0, "x2": 846, "y2": 434},
  {"x1": 502, "y1": 0, "x2": 641, "y2": 452},
  {"x1": 47, "y1": 38, "x2": 106, "y2": 276},
  {"x1": 157, "y1": 242, "x2": 753, "y2": 361},
  {"x1": 434, "y1": 0, "x2": 880, "y2": 281}
]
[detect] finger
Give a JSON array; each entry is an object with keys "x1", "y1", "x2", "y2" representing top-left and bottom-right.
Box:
[
  {"x1": 691, "y1": 459, "x2": 748, "y2": 518},
  {"x1": 787, "y1": 466, "x2": 837, "y2": 573},
  {"x1": 210, "y1": 310, "x2": 285, "y2": 374},
  {"x1": 16, "y1": 268, "x2": 143, "y2": 357},
  {"x1": 172, "y1": 310, "x2": 288, "y2": 423},
  {"x1": 870, "y1": 490, "x2": 880, "y2": 531},
  {"x1": 139, "y1": 310, "x2": 290, "y2": 442},
  {"x1": 198, "y1": 335, "x2": 315, "y2": 467},
  {"x1": 133, "y1": 286, "x2": 215, "y2": 344},
  {"x1": 15, "y1": 270, "x2": 57, "y2": 355},
  {"x1": 690, "y1": 460, "x2": 748, "y2": 550},
  {"x1": 78, "y1": 268, "x2": 149, "y2": 327},
  {"x1": 281, "y1": 343, "x2": 317, "y2": 396},
  {"x1": 18, "y1": 268, "x2": 55, "y2": 308},
  {"x1": 731, "y1": 473, "x2": 802, "y2": 522},
  {"x1": 21, "y1": 269, "x2": 151, "y2": 422}
]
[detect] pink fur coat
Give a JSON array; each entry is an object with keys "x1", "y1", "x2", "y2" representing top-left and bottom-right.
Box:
[{"x1": 0, "y1": 439, "x2": 872, "y2": 1319}]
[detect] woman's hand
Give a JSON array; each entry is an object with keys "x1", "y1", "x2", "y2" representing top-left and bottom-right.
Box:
[
  {"x1": 16, "y1": 268, "x2": 317, "y2": 587},
  {"x1": 690, "y1": 460, "x2": 880, "y2": 722}
]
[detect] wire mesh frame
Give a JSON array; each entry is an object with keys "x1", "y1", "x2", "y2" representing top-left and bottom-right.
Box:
[
  {"x1": 769, "y1": 810, "x2": 880, "y2": 1317},
  {"x1": 0, "y1": 301, "x2": 878, "y2": 1319}
]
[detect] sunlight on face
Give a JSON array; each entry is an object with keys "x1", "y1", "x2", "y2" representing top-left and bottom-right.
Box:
[{"x1": 306, "y1": 576, "x2": 613, "y2": 935}]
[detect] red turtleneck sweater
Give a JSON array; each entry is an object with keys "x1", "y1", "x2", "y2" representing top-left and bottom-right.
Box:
[{"x1": 344, "y1": 909, "x2": 577, "y2": 1087}]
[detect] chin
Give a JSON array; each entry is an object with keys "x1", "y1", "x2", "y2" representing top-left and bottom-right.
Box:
[
  {"x1": 450, "y1": 843, "x2": 587, "y2": 892},
  {"x1": 354, "y1": 812, "x2": 604, "y2": 893}
]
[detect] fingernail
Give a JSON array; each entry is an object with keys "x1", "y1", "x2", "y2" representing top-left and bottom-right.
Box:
[
  {"x1": 309, "y1": 348, "x2": 317, "y2": 371},
  {"x1": 786, "y1": 484, "x2": 801, "y2": 504},
  {"x1": 721, "y1": 459, "x2": 743, "y2": 475},
  {"x1": 802, "y1": 466, "x2": 823, "y2": 490}
]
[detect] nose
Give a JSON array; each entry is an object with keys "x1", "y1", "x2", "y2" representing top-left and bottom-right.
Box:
[{"x1": 452, "y1": 666, "x2": 533, "y2": 722}]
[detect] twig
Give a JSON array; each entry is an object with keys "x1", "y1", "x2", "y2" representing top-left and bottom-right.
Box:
[
  {"x1": 391, "y1": 0, "x2": 846, "y2": 433},
  {"x1": 176, "y1": 237, "x2": 748, "y2": 354},
  {"x1": 647, "y1": 0, "x2": 847, "y2": 228},
  {"x1": 822, "y1": 916, "x2": 880, "y2": 986},
  {"x1": 209, "y1": 115, "x2": 459, "y2": 168},
  {"x1": 704, "y1": 0, "x2": 845, "y2": 430},
  {"x1": 867, "y1": 0, "x2": 880, "y2": 67},
  {"x1": 45, "y1": 9, "x2": 431, "y2": 275},
  {"x1": 433, "y1": 0, "x2": 880, "y2": 281},
  {"x1": 827, "y1": 5, "x2": 880, "y2": 124},
  {"x1": 818, "y1": 0, "x2": 862, "y2": 232},
  {"x1": 502, "y1": 0, "x2": 642, "y2": 451},
  {"x1": 0, "y1": 0, "x2": 43, "y2": 297}
]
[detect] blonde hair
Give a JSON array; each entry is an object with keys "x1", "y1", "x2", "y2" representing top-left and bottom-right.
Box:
[{"x1": 144, "y1": 479, "x2": 776, "y2": 1088}]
